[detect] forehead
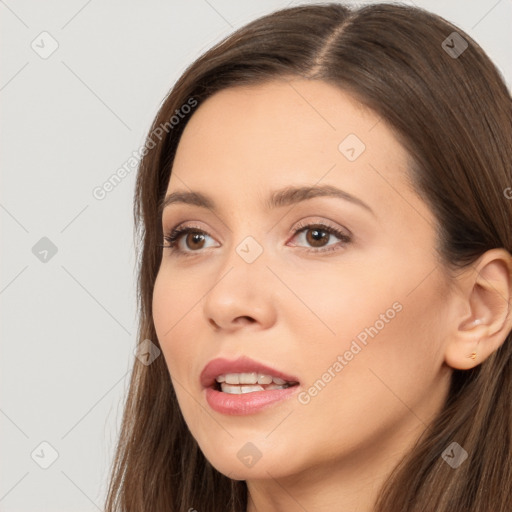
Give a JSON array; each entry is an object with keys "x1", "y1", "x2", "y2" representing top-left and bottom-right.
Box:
[
  {"x1": 167, "y1": 78, "x2": 417, "y2": 218},
  {"x1": 176, "y1": 78, "x2": 386, "y2": 156}
]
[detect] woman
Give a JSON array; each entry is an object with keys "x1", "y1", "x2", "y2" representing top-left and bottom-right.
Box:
[{"x1": 105, "y1": 3, "x2": 512, "y2": 511}]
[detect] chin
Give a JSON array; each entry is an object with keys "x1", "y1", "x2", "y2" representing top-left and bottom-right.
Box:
[
  {"x1": 198, "y1": 440, "x2": 296, "y2": 482},
  {"x1": 207, "y1": 458, "x2": 274, "y2": 481}
]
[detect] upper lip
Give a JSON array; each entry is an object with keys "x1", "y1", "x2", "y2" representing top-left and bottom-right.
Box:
[{"x1": 200, "y1": 355, "x2": 300, "y2": 389}]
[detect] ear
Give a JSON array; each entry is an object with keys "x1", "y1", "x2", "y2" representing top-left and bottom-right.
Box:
[{"x1": 444, "y1": 248, "x2": 512, "y2": 370}]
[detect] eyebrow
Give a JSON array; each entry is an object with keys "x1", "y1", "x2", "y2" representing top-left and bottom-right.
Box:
[{"x1": 159, "y1": 184, "x2": 375, "y2": 217}]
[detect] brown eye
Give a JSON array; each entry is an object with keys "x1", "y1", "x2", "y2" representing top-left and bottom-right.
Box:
[
  {"x1": 291, "y1": 223, "x2": 351, "y2": 253},
  {"x1": 162, "y1": 226, "x2": 215, "y2": 255},
  {"x1": 184, "y1": 231, "x2": 207, "y2": 250},
  {"x1": 304, "y1": 227, "x2": 330, "y2": 247}
]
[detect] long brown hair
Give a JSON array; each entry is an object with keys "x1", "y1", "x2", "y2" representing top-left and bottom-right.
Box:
[{"x1": 104, "y1": 3, "x2": 512, "y2": 511}]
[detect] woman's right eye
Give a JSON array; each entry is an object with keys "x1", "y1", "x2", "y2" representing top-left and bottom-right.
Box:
[{"x1": 161, "y1": 225, "x2": 217, "y2": 257}]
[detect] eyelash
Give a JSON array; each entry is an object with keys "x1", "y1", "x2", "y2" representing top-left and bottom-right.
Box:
[{"x1": 159, "y1": 220, "x2": 352, "y2": 258}]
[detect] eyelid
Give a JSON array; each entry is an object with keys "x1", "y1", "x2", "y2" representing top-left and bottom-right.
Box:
[
  {"x1": 289, "y1": 217, "x2": 352, "y2": 239},
  {"x1": 163, "y1": 216, "x2": 350, "y2": 239}
]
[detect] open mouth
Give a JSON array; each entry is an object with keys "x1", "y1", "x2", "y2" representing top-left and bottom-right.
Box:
[{"x1": 213, "y1": 374, "x2": 299, "y2": 394}]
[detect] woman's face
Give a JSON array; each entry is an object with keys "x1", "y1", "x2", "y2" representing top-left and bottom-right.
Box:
[{"x1": 153, "y1": 78, "x2": 454, "y2": 487}]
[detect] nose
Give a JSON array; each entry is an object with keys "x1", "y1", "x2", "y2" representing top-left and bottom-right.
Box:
[{"x1": 202, "y1": 245, "x2": 277, "y2": 333}]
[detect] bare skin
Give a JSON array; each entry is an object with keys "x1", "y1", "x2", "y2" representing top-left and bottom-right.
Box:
[{"x1": 152, "y1": 78, "x2": 512, "y2": 511}]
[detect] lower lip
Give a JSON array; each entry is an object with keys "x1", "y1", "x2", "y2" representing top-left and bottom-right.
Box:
[{"x1": 205, "y1": 385, "x2": 299, "y2": 415}]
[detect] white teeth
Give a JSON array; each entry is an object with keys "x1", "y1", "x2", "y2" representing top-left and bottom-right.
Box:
[
  {"x1": 215, "y1": 372, "x2": 290, "y2": 385},
  {"x1": 221, "y1": 384, "x2": 264, "y2": 394},
  {"x1": 257, "y1": 374, "x2": 273, "y2": 385},
  {"x1": 239, "y1": 372, "x2": 258, "y2": 384},
  {"x1": 224, "y1": 373, "x2": 240, "y2": 384},
  {"x1": 220, "y1": 383, "x2": 290, "y2": 394}
]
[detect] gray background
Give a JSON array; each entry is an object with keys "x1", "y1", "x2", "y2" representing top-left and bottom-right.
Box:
[{"x1": 1, "y1": 0, "x2": 511, "y2": 510}]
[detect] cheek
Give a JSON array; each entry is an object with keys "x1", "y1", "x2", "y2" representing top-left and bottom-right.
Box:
[
  {"x1": 152, "y1": 271, "x2": 208, "y2": 429},
  {"x1": 152, "y1": 270, "x2": 199, "y2": 377},
  {"x1": 277, "y1": 259, "x2": 401, "y2": 351},
  {"x1": 285, "y1": 279, "x2": 447, "y2": 459},
  {"x1": 289, "y1": 260, "x2": 447, "y2": 402}
]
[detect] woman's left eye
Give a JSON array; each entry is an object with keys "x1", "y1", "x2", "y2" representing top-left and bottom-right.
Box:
[
  {"x1": 160, "y1": 222, "x2": 352, "y2": 257},
  {"x1": 290, "y1": 223, "x2": 352, "y2": 253}
]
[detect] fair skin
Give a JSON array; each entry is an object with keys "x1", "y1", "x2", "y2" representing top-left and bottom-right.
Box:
[{"x1": 152, "y1": 78, "x2": 512, "y2": 511}]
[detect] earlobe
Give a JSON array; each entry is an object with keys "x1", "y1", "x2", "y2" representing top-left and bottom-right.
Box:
[{"x1": 443, "y1": 248, "x2": 512, "y2": 371}]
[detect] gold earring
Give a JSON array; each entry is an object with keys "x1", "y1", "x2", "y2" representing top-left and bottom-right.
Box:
[{"x1": 469, "y1": 351, "x2": 477, "y2": 360}]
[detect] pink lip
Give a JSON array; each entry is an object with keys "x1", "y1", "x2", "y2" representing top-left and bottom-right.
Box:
[
  {"x1": 200, "y1": 356, "x2": 301, "y2": 415},
  {"x1": 204, "y1": 385, "x2": 299, "y2": 415},
  {"x1": 200, "y1": 355, "x2": 300, "y2": 389}
]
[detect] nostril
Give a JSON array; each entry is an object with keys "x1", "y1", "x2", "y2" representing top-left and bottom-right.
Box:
[{"x1": 235, "y1": 316, "x2": 255, "y2": 324}]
